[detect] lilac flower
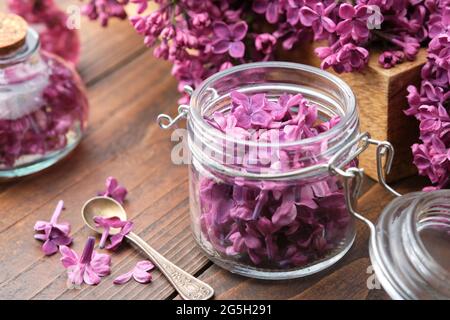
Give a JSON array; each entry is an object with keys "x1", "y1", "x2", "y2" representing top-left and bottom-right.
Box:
[
  {"x1": 105, "y1": 221, "x2": 133, "y2": 251},
  {"x1": 428, "y1": 6, "x2": 450, "y2": 38},
  {"x1": 230, "y1": 91, "x2": 272, "y2": 128},
  {"x1": 336, "y1": 4, "x2": 372, "y2": 42},
  {"x1": 378, "y1": 50, "x2": 405, "y2": 69},
  {"x1": 300, "y1": 2, "x2": 336, "y2": 39},
  {"x1": 98, "y1": 176, "x2": 128, "y2": 204},
  {"x1": 113, "y1": 260, "x2": 155, "y2": 285},
  {"x1": 255, "y1": 33, "x2": 277, "y2": 56},
  {"x1": 94, "y1": 216, "x2": 127, "y2": 249},
  {"x1": 252, "y1": 0, "x2": 281, "y2": 24},
  {"x1": 286, "y1": 0, "x2": 305, "y2": 26},
  {"x1": 60, "y1": 237, "x2": 111, "y2": 286},
  {"x1": 320, "y1": 43, "x2": 369, "y2": 73},
  {"x1": 211, "y1": 21, "x2": 248, "y2": 58},
  {"x1": 82, "y1": 0, "x2": 128, "y2": 26},
  {"x1": 34, "y1": 200, "x2": 72, "y2": 256}
]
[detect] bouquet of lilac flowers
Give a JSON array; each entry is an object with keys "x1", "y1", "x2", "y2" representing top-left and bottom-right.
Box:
[{"x1": 9, "y1": 0, "x2": 449, "y2": 188}]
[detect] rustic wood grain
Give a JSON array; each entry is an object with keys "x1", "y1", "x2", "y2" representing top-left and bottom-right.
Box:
[{"x1": 0, "y1": 4, "x2": 428, "y2": 300}]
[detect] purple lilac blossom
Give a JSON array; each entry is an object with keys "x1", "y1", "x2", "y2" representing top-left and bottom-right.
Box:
[
  {"x1": 34, "y1": 200, "x2": 72, "y2": 256},
  {"x1": 405, "y1": 2, "x2": 450, "y2": 190},
  {"x1": 197, "y1": 91, "x2": 351, "y2": 268},
  {"x1": 79, "y1": 1, "x2": 449, "y2": 187},
  {"x1": 74, "y1": 0, "x2": 439, "y2": 80},
  {"x1": 60, "y1": 236, "x2": 111, "y2": 286}
]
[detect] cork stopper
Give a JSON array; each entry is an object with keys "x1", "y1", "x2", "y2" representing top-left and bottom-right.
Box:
[{"x1": 0, "y1": 13, "x2": 28, "y2": 56}]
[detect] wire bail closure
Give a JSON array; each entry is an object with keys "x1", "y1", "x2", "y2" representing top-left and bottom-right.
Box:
[
  {"x1": 329, "y1": 135, "x2": 401, "y2": 233},
  {"x1": 157, "y1": 85, "x2": 193, "y2": 130}
]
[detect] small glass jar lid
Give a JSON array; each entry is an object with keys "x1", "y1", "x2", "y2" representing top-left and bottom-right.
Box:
[{"x1": 369, "y1": 190, "x2": 450, "y2": 300}]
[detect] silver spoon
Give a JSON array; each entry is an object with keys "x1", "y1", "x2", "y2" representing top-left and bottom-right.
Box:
[{"x1": 81, "y1": 196, "x2": 214, "y2": 300}]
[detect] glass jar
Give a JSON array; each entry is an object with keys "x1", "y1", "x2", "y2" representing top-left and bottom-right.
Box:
[
  {"x1": 161, "y1": 62, "x2": 370, "y2": 279},
  {"x1": 0, "y1": 19, "x2": 88, "y2": 179},
  {"x1": 369, "y1": 190, "x2": 450, "y2": 299}
]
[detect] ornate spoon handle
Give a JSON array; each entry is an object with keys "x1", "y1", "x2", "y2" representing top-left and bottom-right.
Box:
[{"x1": 126, "y1": 232, "x2": 214, "y2": 300}]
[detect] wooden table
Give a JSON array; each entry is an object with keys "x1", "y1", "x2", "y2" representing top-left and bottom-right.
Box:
[{"x1": 0, "y1": 1, "x2": 424, "y2": 300}]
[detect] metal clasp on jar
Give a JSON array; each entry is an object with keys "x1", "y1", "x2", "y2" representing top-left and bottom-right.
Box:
[
  {"x1": 157, "y1": 85, "x2": 193, "y2": 130},
  {"x1": 328, "y1": 134, "x2": 401, "y2": 235}
]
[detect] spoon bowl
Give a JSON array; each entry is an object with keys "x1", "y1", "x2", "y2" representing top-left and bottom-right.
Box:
[{"x1": 81, "y1": 196, "x2": 127, "y2": 235}]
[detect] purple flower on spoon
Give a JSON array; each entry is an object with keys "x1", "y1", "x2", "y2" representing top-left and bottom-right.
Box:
[
  {"x1": 113, "y1": 260, "x2": 155, "y2": 285},
  {"x1": 94, "y1": 216, "x2": 127, "y2": 249},
  {"x1": 60, "y1": 236, "x2": 111, "y2": 286},
  {"x1": 34, "y1": 200, "x2": 72, "y2": 256},
  {"x1": 94, "y1": 215, "x2": 133, "y2": 251}
]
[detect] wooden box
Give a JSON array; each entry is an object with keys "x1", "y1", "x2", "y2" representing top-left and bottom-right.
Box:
[{"x1": 280, "y1": 44, "x2": 427, "y2": 182}]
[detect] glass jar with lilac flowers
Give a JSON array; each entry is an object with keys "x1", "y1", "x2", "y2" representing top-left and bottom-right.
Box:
[
  {"x1": 0, "y1": 14, "x2": 88, "y2": 179},
  {"x1": 159, "y1": 62, "x2": 393, "y2": 279}
]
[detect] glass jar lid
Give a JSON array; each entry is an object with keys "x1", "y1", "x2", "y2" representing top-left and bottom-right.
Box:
[{"x1": 369, "y1": 190, "x2": 450, "y2": 300}]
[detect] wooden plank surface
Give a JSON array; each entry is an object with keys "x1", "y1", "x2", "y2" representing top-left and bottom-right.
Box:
[{"x1": 0, "y1": 2, "x2": 426, "y2": 300}]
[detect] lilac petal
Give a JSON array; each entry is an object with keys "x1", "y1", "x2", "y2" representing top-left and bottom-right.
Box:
[
  {"x1": 111, "y1": 187, "x2": 127, "y2": 204},
  {"x1": 42, "y1": 239, "x2": 58, "y2": 256},
  {"x1": 34, "y1": 220, "x2": 49, "y2": 231},
  {"x1": 121, "y1": 221, "x2": 134, "y2": 235},
  {"x1": 234, "y1": 106, "x2": 252, "y2": 129},
  {"x1": 248, "y1": 249, "x2": 262, "y2": 265},
  {"x1": 252, "y1": 0, "x2": 268, "y2": 14},
  {"x1": 229, "y1": 41, "x2": 245, "y2": 58},
  {"x1": 286, "y1": 94, "x2": 304, "y2": 108},
  {"x1": 231, "y1": 91, "x2": 250, "y2": 109},
  {"x1": 94, "y1": 216, "x2": 127, "y2": 228},
  {"x1": 90, "y1": 252, "x2": 111, "y2": 276},
  {"x1": 213, "y1": 21, "x2": 230, "y2": 39},
  {"x1": 251, "y1": 110, "x2": 272, "y2": 127},
  {"x1": 105, "y1": 177, "x2": 118, "y2": 192},
  {"x1": 299, "y1": 7, "x2": 318, "y2": 26},
  {"x1": 136, "y1": 260, "x2": 155, "y2": 271},
  {"x1": 105, "y1": 234, "x2": 124, "y2": 251},
  {"x1": 52, "y1": 233, "x2": 73, "y2": 246},
  {"x1": 211, "y1": 39, "x2": 230, "y2": 54},
  {"x1": 60, "y1": 245, "x2": 78, "y2": 268},
  {"x1": 113, "y1": 271, "x2": 134, "y2": 285},
  {"x1": 321, "y1": 16, "x2": 336, "y2": 33},
  {"x1": 336, "y1": 20, "x2": 352, "y2": 35},
  {"x1": 83, "y1": 265, "x2": 101, "y2": 285},
  {"x1": 68, "y1": 265, "x2": 84, "y2": 286},
  {"x1": 53, "y1": 222, "x2": 71, "y2": 236},
  {"x1": 266, "y1": 2, "x2": 279, "y2": 24},
  {"x1": 133, "y1": 269, "x2": 153, "y2": 284},
  {"x1": 353, "y1": 21, "x2": 369, "y2": 39},
  {"x1": 339, "y1": 3, "x2": 355, "y2": 19},
  {"x1": 243, "y1": 234, "x2": 262, "y2": 249},
  {"x1": 34, "y1": 234, "x2": 47, "y2": 241},
  {"x1": 230, "y1": 21, "x2": 248, "y2": 41},
  {"x1": 250, "y1": 93, "x2": 266, "y2": 111}
]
